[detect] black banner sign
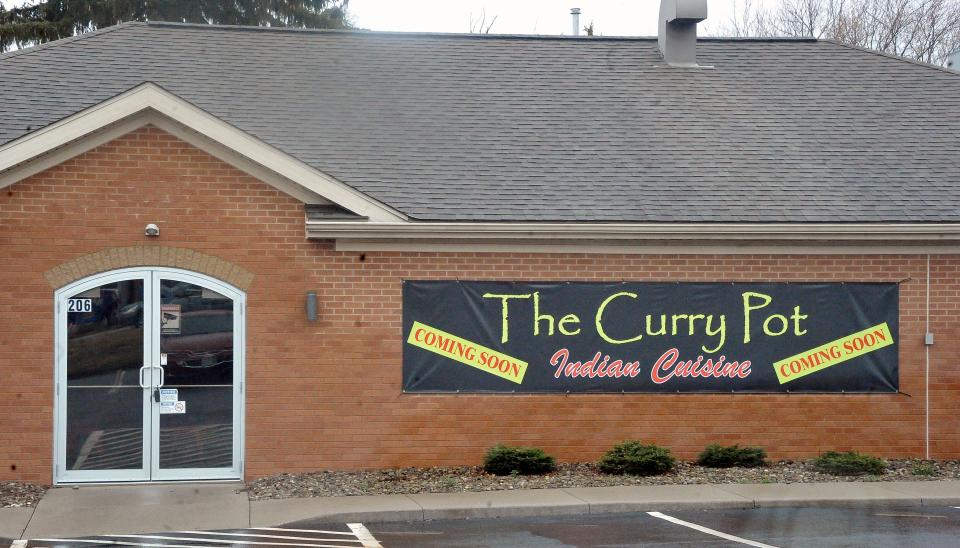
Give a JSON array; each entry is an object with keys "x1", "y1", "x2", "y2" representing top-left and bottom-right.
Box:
[{"x1": 402, "y1": 281, "x2": 899, "y2": 393}]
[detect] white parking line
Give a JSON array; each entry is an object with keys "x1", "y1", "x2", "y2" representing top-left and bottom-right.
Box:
[
  {"x1": 32, "y1": 537, "x2": 354, "y2": 548},
  {"x1": 109, "y1": 534, "x2": 354, "y2": 547},
  {"x1": 27, "y1": 525, "x2": 377, "y2": 548},
  {"x1": 32, "y1": 540, "x2": 224, "y2": 548},
  {"x1": 647, "y1": 511, "x2": 779, "y2": 548},
  {"x1": 254, "y1": 528, "x2": 357, "y2": 536},
  {"x1": 346, "y1": 524, "x2": 382, "y2": 548},
  {"x1": 174, "y1": 531, "x2": 362, "y2": 543}
]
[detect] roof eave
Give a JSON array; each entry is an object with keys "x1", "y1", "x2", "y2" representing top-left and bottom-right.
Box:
[
  {"x1": 306, "y1": 220, "x2": 960, "y2": 244},
  {"x1": 0, "y1": 82, "x2": 407, "y2": 222}
]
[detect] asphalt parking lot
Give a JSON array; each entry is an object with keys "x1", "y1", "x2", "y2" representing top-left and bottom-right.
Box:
[
  {"x1": 13, "y1": 524, "x2": 380, "y2": 548},
  {"x1": 11, "y1": 505, "x2": 960, "y2": 547},
  {"x1": 357, "y1": 505, "x2": 960, "y2": 547}
]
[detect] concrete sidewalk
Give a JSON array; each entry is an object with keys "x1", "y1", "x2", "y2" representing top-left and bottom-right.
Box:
[{"x1": 2, "y1": 480, "x2": 960, "y2": 540}]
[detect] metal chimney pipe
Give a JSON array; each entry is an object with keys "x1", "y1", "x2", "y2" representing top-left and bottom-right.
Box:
[
  {"x1": 571, "y1": 8, "x2": 581, "y2": 36},
  {"x1": 658, "y1": 0, "x2": 708, "y2": 67}
]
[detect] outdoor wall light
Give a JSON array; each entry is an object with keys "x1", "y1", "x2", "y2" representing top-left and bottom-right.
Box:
[
  {"x1": 306, "y1": 291, "x2": 318, "y2": 322},
  {"x1": 144, "y1": 223, "x2": 160, "y2": 237}
]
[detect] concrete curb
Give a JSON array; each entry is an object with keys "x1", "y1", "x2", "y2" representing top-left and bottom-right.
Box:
[{"x1": 255, "y1": 480, "x2": 960, "y2": 526}]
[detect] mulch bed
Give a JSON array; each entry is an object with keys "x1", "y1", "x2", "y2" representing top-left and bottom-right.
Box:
[
  {"x1": 5, "y1": 460, "x2": 955, "y2": 506},
  {"x1": 0, "y1": 481, "x2": 47, "y2": 508},
  {"x1": 247, "y1": 459, "x2": 960, "y2": 500}
]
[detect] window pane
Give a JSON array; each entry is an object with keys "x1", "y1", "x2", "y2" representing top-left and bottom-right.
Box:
[{"x1": 65, "y1": 280, "x2": 145, "y2": 470}]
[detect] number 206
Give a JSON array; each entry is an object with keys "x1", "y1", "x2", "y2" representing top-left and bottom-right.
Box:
[{"x1": 67, "y1": 299, "x2": 93, "y2": 313}]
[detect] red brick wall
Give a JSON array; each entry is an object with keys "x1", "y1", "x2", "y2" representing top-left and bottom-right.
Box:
[{"x1": 0, "y1": 125, "x2": 953, "y2": 483}]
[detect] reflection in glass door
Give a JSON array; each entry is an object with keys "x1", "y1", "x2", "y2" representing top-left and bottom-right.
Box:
[
  {"x1": 55, "y1": 268, "x2": 244, "y2": 483},
  {"x1": 153, "y1": 278, "x2": 236, "y2": 478},
  {"x1": 61, "y1": 275, "x2": 150, "y2": 481}
]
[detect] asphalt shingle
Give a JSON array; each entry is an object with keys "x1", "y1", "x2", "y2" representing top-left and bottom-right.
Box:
[{"x1": 1, "y1": 22, "x2": 958, "y2": 222}]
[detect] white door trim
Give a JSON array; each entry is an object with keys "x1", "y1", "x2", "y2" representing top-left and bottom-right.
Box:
[
  {"x1": 54, "y1": 269, "x2": 151, "y2": 483},
  {"x1": 53, "y1": 267, "x2": 246, "y2": 484},
  {"x1": 149, "y1": 269, "x2": 245, "y2": 481}
]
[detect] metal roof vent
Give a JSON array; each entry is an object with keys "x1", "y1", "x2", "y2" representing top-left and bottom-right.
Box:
[
  {"x1": 948, "y1": 50, "x2": 960, "y2": 72},
  {"x1": 571, "y1": 8, "x2": 581, "y2": 36},
  {"x1": 658, "y1": 0, "x2": 708, "y2": 67}
]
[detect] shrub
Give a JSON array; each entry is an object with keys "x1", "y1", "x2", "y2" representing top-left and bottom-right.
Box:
[
  {"x1": 697, "y1": 444, "x2": 767, "y2": 468},
  {"x1": 811, "y1": 451, "x2": 886, "y2": 476},
  {"x1": 483, "y1": 444, "x2": 556, "y2": 476},
  {"x1": 911, "y1": 462, "x2": 937, "y2": 476},
  {"x1": 598, "y1": 441, "x2": 676, "y2": 476}
]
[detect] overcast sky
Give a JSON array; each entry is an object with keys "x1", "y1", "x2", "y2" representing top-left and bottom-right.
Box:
[
  {"x1": 348, "y1": 0, "x2": 771, "y2": 36},
  {"x1": 4, "y1": 1, "x2": 780, "y2": 37}
]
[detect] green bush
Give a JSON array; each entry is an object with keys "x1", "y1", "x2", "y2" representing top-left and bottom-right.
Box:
[
  {"x1": 910, "y1": 462, "x2": 937, "y2": 476},
  {"x1": 697, "y1": 444, "x2": 767, "y2": 468},
  {"x1": 811, "y1": 451, "x2": 886, "y2": 476},
  {"x1": 598, "y1": 441, "x2": 676, "y2": 476},
  {"x1": 483, "y1": 444, "x2": 556, "y2": 476}
]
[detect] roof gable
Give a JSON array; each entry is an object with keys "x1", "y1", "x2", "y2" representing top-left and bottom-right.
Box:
[{"x1": 0, "y1": 82, "x2": 404, "y2": 221}]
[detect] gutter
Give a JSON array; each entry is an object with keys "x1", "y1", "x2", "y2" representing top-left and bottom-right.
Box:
[{"x1": 305, "y1": 221, "x2": 960, "y2": 243}]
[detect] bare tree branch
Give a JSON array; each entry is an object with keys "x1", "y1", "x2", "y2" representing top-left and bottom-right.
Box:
[
  {"x1": 714, "y1": 0, "x2": 960, "y2": 65},
  {"x1": 468, "y1": 9, "x2": 498, "y2": 34}
]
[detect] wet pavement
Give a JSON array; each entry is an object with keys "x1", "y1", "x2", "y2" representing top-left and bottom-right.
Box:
[
  {"x1": 9, "y1": 506, "x2": 960, "y2": 547},
  {"x1": 354, "y1": 505, "x2": 960, "y2": 547},
  {"x1": 7, "y1": 491, "x2": 960, "y2": 547},
  {"x1": 16, "y1": 524, "x2": 380, "y2": 548}
]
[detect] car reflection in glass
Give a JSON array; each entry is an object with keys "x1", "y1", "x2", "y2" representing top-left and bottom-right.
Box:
[
  {"x1": 118, "y1": 302, "x2": 143, "y2": 327},
  {"x1": 162, "y1": 309, "x2": 233, "y2": 384}
]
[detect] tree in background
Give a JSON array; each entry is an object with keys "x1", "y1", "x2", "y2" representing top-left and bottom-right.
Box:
[
  {"x1": 0, "y1": 0, "x2": 351, "y2": 52},
  {"x1": 468, "y1": 9, "x2": 497, "y2": 34},
  {"x1": 720, "y1": 0, "x2": 960, "y2": 66}
]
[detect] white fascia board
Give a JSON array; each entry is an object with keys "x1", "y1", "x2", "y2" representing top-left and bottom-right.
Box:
[
  {"x1": 0, "y1": 82, "x2": 405, "y2": 222},
  {"x1": 306, "y1": 220, "x2": 960, "y2": 243},
  {"x1": 334, "y1": 240, "x2": 960, "y2": 255},
  {"x1": 0, "y1": 112, "x2": 153, "y2": 190}
]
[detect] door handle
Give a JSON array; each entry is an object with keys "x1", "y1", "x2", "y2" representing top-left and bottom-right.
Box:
[{"x1": 138, "y1": 365, "x2": 149, "y2": 388}]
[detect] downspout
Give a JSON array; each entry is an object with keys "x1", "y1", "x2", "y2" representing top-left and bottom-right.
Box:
[{"x1": 925, "y1": 253, "x2": 930, "y2": 459}]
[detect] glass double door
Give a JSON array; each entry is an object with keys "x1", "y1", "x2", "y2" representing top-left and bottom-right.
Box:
[{"x1": 55, "y1": 269, "x2": 244, "y2": 483}]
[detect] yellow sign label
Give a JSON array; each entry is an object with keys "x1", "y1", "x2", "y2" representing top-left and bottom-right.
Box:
[
  {"x1": 407, "y1": 321, "x2": 528, "y2": 384},
  {"x1": 774, "y1": 323, "x2": 894, "y2": 384}
]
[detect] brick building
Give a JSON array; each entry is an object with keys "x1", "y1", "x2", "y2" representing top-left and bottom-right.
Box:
[{"x1": 1, "y1": 10, "x2": 959, "y2": 484}]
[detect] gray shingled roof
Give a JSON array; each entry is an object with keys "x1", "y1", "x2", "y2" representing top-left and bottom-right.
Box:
[{"x1": 1, "y1": 22, "x2": 958, "y2": 222}]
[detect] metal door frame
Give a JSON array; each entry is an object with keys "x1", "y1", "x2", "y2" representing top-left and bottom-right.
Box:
[
  {"x1": 148, "y1": 269, "x2": 244, "y2": 481},
  {"x1": 53, "y1": 267, "x2": 245, "y2": 484}
]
